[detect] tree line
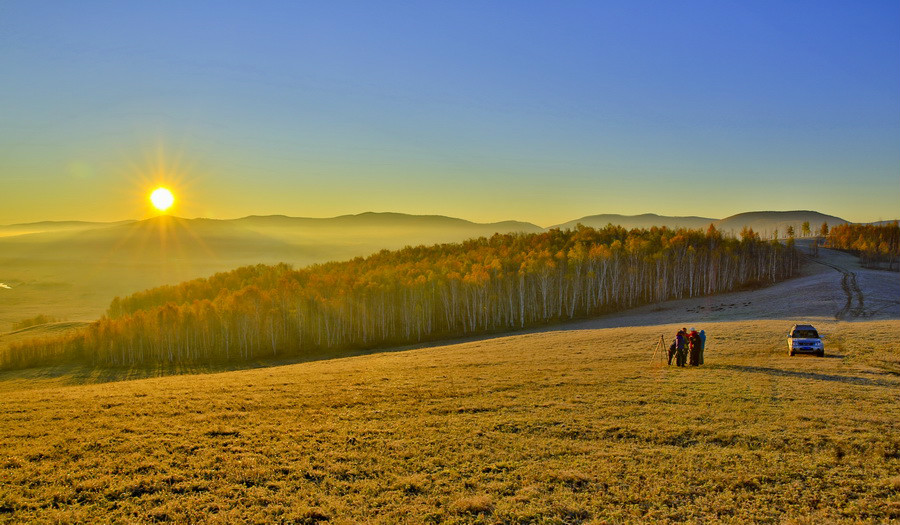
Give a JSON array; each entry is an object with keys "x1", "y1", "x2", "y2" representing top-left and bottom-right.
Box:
[
  {"x1": 784, "y1": 220, "x2": 830, "y2": 240},
  {"x1": 2, "y1": 225, "x2": 798, "y2": 369},
  {"x1": 827, "y1": 222, "x2": 900, "y2": 270},
  {"x1": 11, "y1": 314, "x2": 61, "y2": 331}
]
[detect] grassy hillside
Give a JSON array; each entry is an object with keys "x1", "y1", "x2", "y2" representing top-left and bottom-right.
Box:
[{"x1": 1, "y1": 320, "x2": 897, "y2": 523}]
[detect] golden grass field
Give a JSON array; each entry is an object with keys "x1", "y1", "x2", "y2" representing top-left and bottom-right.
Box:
[{"x1": 2, "y1": 319, "x2": 898, "y2": 524}]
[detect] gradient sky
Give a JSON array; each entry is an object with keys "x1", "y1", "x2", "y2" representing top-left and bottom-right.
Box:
[{"x1": 2, "y1": 1, "x2": 898, "y2": 226}]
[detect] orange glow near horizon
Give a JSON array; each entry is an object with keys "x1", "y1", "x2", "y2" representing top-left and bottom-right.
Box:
[
  {"x1": 121, "y1": 140, "x2": 201, "y2": 219},
  {"x1": 77, "y1": 145, "x2": 220, "y2": 285}
]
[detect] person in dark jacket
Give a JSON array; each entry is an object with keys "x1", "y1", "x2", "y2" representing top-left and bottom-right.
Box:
[
  {"x1": 675, "y1": 329, "x2": 687, "y2": 367},
  {"x1": 668, "y1": 340, "x2": 677, "y2": 365}
]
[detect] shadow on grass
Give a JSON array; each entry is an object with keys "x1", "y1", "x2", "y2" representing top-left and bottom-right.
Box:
[
  {"x1": 706, "y1": 364, "x2": 897, "y2": 388},
  {"x1": 0, "y1": 348, "x2": 398, "y2": 387},
  {"x1": 0, "y1": 362, "x2": 250, "y2": 387},
  {"x1": 1, "y1": 318, "x2": 608, "y2": 387}
]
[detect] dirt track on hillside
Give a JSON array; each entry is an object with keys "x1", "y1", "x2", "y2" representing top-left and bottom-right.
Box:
[{"x1": 564, "y1": 242, "x2": 899, "y2": 332}]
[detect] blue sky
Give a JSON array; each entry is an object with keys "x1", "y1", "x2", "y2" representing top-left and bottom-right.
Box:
[{"x1": 1, "y1": 1, "x2": 898, "y2": 225}]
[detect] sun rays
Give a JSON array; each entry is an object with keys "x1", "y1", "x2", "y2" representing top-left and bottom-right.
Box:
[{"x1": 84, "y1": 143, "x2": 223, "y2": 277}]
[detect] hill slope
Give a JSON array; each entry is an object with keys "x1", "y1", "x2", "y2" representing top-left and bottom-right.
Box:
[
  {"x1": 234, "y1": 211, "x2": 541, "y2": 233},
  {"x1": 0, "y1": 220, "x2": 135, "y2": 238},
  {"x1": 551, "y1": 213, "x2": 715, "y2": 231},
  {"x1": 1, "y1": 319, "x2": 897, "y2": 522},
  {"x1": 714, "y1": 210, "x2": 847, "y2": 237}
]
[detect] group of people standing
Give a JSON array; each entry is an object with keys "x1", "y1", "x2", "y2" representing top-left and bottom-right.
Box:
[{"x1": 668, "y1": 327, "x2": 705, "y2": 367}]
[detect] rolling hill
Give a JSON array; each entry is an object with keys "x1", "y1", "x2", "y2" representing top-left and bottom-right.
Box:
[
  {"x1": 550, "y1": 213, "x2": 716, "y2": 231},
  {"x1": 552, "y1": 210, "x2": 853, "y2": 236},
  {"x1": 234, "y1": 212, "x2": 541, "y2": 233},
  {"x1": 1, "y1": 212, "x2": 543, "y2": 256},
  {"x1": 0, "y1": 219, "x2": 135, "y2": 238},
  {"x1": 713, "y1": 210, "x2": 847, "y2": 237}
]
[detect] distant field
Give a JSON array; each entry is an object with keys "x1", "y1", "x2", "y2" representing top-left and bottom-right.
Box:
[{"x1": 2, "y1": 320, "x2": 898, "y2": 523}]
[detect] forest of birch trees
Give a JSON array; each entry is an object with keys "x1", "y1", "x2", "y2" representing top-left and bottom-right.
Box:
[
  {"x1": 827, "y1": 222, "x2": 899, "y2": 270},
  {"x1": 3, "y1": 225, "x2": 797, "y2": 369}
]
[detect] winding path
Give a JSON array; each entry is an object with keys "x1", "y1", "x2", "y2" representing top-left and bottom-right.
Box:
[{"x1": 799, "y1": 252, "x2": 866, "y2": 319}]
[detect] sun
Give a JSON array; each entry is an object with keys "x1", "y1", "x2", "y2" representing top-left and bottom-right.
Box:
[{"x1": 150, "y1": 187, "x2": 175, "y2": 212}]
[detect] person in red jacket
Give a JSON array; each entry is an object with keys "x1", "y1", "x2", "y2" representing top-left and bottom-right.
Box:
[{"x1": 688, "y1": 328, "x2": 701, "y2": 366}]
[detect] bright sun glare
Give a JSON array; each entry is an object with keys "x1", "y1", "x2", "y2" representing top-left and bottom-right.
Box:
[{"x1": 150, "y1": 187, "x2": 175, "y2": 212}]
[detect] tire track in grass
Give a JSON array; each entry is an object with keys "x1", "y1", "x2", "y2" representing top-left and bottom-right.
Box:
[{"x1": 799, "y1": 253, "x2": 865, "y2": 320}]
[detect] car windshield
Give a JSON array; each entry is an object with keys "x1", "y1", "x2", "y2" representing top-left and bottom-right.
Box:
[{"x1": 792, "y1": 329, "x2": 819, "y2": 338}]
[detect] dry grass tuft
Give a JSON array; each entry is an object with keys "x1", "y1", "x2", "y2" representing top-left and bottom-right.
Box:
[
  {"x1": 548, "y1": 469, "x2": 593, "y2": 490},
  {"x1": 888, "y1": 475, "x2": 900, "y2": 491},
  {"x1": 393, "y1": 473, "x2": 429, "y2": 495},
  {"x1": 450, "y1": 494, "x2": 494, "y2": 515}
]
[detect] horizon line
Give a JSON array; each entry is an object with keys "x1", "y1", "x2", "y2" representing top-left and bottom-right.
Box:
[{"x1": 1, "y1": 209, "x2": 893, "y2": 231}]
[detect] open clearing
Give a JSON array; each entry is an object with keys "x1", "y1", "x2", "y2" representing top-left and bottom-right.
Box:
[
  {"x1": 2, "y1": 319, "x2": 899, "y2": 524},
  {"x1": 1, "y1": 246, "x2": 898, "y2": 523}
]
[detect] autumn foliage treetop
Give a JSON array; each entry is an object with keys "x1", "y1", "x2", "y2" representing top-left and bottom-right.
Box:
[
  {"x1": 827, "y1": 222, "x2": 899, "y2": 270},
  {"x1": 4, "y1": 225, "x2": 796, "y2": 369}
]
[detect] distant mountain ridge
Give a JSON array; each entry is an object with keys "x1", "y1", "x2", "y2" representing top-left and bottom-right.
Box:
[
  {"x1": 2, "y1": 210, "x2": 870, "y2": 243},
  {"x1": 712, "y1": 210, "x2": 848, "y2": 237},
  {"x1": 552, "y1": 210, "x2": 855, "y2": 238},
  {"x1": 233, "y1": 212, "x2": 543, "y2": 233},
  {"x1": 551, "y1": 213, "x2": 716, "y2": 231},
  {"x1": 0, "y1": 212, "x2": 546, "y2": 275},
  {"x1": 3, "y1": 210, "x2": 871, "y2": 240},
  {"x1": 0, "y1": 220, "x2": 134, "y2": 238}
]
